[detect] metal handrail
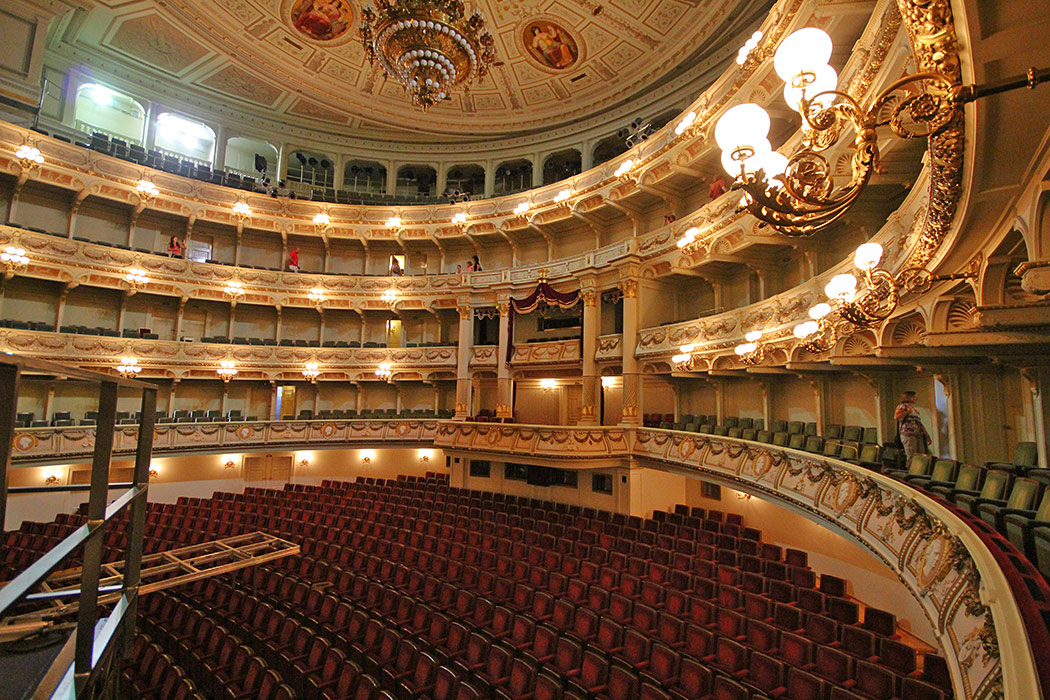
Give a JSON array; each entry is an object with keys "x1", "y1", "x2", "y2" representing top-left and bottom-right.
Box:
[{"x1": 0, "y1": 353, "x2": 157, "y2": 698}]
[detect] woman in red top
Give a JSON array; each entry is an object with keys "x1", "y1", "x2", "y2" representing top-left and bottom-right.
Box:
[{"x1": 289, "y1": 248, "x2": 300, "y2": 272}]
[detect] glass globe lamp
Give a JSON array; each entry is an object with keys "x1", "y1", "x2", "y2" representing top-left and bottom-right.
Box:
[{"x1": 774, "y1": 27, "x2": 833, "y2": 83}]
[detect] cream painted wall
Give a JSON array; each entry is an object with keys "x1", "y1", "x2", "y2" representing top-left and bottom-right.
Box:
[
  {"x1": 456, "y1": 460, "x2": 623, "y2": 512},
  {"x1": 5, "y1": 447, "x2": 447, "y2": 530}
]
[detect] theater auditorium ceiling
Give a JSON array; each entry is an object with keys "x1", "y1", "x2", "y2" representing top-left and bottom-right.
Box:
[{"x1": 44, "y1": 0, "x2": 778, "y2": 142}]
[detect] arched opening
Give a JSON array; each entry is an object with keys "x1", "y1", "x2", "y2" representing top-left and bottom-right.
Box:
[
  {"x1": 344, "y1": 160, "x2": 387, "y2": 194},
  {"x1": 592, "y1": 133, "x2": 629, "y2": 166},
  {"x1": 494, "y1": 159, "x2": 532, "y2": 196},
  {"x1": 74, "y1": 83, "x2": 146, "y2": 144},
  {"x1": 445, "y1": 165, "x2": 484, "y2": 198},
  {"x1": 224, "y1": 137, "x2": 278, "y2": 180},
  {"x1": 542, "y1": 149, "x2": 582, "y2": 185},
  {"x1": 396, "y1": 165, "x2": 437, "y2": 199},
  {"x1": 287, "y1": 150, "x2": 335, "y2": 188},
  {"x1": 154, "y1": 112, "x2": 216, "y2": 164}
]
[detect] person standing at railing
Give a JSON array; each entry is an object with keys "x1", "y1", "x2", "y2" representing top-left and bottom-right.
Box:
[
  {"x1": 288, "y1": 248, "x2": 300, "y2": 272},
  {"x1": 894, "y1": 391, "x2": 930, "y2": 459},
  {"x1": 167, "y1": 235, "x2": 183, "y2": 258}
]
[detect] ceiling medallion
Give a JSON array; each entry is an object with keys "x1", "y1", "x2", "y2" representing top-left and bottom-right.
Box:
[{"x1": 360, "y1": 0, "x2": 497, "y2": 111}]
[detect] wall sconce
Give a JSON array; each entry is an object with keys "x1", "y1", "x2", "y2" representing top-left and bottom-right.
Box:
[
  {"x1": 614, "y1": 159, "x2": 634, "y2": 178},
  {"x1": 117, "y1": 357, "x2": 142, "y2": 378},
  {"x1": 734, "y1": 330, "x2": 767, "y2": 366},
  {"x1": 385, "y1": 216, "x2": 402, "y2": 229},
  {"x1": 452, "y1": 212, "x2": 468, "y2": 228},
  {"x1": 676, "y1": 226, "x2": 701, "y2": 249},
  {"x1": 381, "y1": 289, "x2": 397, "y2": 303},
  {"x1": 232, "y1": 202, "x2": 252, "y2": 221},
  {"x1": 601, "y1": 376, "x2": 616, "y2": 388},
  {"x1": 313, "y1": 212, "x2": 332, "y2": 231},
  {"x1": 513, "y1": 201, "x2": 530, "y2": 216},
  {"x1": 360, "y1": 449, "x2": 375, "y2": 464},
  {"x1": 0, "y1": 245, "x2": 29, "y2": 273},
  {"x1": 672, "y1": 344, "x2": 696, "y2": 371},
  {"x1": 375, "y1": 362, "x2": 393, "y2": 381},
  {"x1": 125, "y1": 267, "x2": 149, "y2": 289},
  {"x1": 217, "y1": 360, "x2": 238, "y2": 382},
  {"x1": 136, "y1": 179, "x2": 159, "y2": 201},
  {"x1": 553, "y1": 189, "x2": 572, "y2": 205},
  {"x1": 299, "y1": 458, "x2": 310, "y2": 468},
  {"x1": 44, "y1": 469, "x2": 61, "y2": 485},
  {"x1": 302, "y1": 362, "x2": 321, "y2": 382},
  {"x1": 540, "y1": 378, "x2": 557, "y2": 392},
  {"x1": 674, "y1": 111, "x2": 698, "y2": 136},
  {"x1": 148, "y1": 465, "x2": 160, "y2": 479},
  {"x1": 308, "y1": 288, "x2": 325, "y2": 305},
  {"x1": 418, "y1": 449, "x2": 433, "y2": 463},
  {"x1": 737, "y1": 492, "x2": 752, "y2": 501},
  {"x1": 735, "y1": 30, "x2": 763, "y2": 66},
  {"x1": 223, "y1": 460, "x2": 237, "y2": 470},
  {"x1": 224, "y1": 280, "x2": 245, "y2": 299},
  {"x1": 15, "y1": 143, "x2": 44, "y2": 171}
]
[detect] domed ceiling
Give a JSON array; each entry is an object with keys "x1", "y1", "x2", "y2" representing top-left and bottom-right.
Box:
[{"x1": 48, "y1": 0, "x2": 773, "y2": 143}]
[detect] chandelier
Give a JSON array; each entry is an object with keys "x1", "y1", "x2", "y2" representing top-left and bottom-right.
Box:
[
  {"x1": 302, "y1": 363, "x2": 321, "y2": 383},
  {"x1": 703, "y1": 27, "x2": 1050, "y2": 238},
  {"x1": 375, "y1": 362, "x2": 393, "y2": 381},
  {"x1": 360, "y1": 0, "x2": 497, "y2": 111},
  {"x1": 217, "y1": 360, "x2": 238, "y2": 383}
]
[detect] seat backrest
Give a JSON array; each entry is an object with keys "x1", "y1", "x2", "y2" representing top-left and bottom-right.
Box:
[
  {"x1": 929, "y1": 459, "x2": 958, "y2": 482},
  {"x1": 1015, "y1": 441, "x2": 1039, "y2": 468},
  {"x1": 1006, "y1": 477, "x2": 1041, "y2": 510},
  {"x1": 954, "y1": 465, "x2": 983, "y2": 491},
  {"x1": 907, "y1": 454, "x2": 932, "y2": 476},
  {"x1": 979, "y1": 470, "x2": 1011, "y2": 499}
]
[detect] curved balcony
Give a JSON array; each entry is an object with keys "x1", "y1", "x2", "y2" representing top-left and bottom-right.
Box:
[
  {"x1": 436, "y1": 422, "x2": 1050, "y2": 700},
  {"x1": 11, "y1": 418, "x2": 440, "y2": 465}
]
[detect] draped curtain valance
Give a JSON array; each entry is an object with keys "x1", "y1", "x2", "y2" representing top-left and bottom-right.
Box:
[{"x1": 510, "y1": 282, "x2": 580, "y2": 314}]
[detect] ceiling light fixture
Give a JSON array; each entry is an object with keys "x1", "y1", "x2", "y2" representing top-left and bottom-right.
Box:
[{"x1": 360, "y1": 0, "x2": 497, "y2": 111}]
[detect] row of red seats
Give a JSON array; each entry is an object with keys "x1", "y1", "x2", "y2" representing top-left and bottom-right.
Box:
[{"x1": 122, "y1": 635, "x2": 206, "y2": 700}]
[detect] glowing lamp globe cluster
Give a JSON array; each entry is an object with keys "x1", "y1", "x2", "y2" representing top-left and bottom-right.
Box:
[{"x1": 360, "y1": 0, "x2": 497, "y2": 111}]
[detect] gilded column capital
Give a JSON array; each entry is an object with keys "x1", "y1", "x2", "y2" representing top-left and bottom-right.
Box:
[
  {"x1": 619, "y1": 279, "x2": 638, "y2": 299},
  {"x1": 581, "y1": 289, "x2": 598, "y2": 307},
  {"x1": 497, "y1": 302, "x2": 510, "y2": 317},
  {"x1": 457, "y1": 305, "x2": 472, "y2": 321}
]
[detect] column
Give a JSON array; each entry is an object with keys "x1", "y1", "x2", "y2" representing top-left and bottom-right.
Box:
[
  {"x1": 579, "y1": 289, "x2": 600, "y2": 425},
  {"x1": 1027, "y1": 369, "x2": 1050, "y2": 468},
  {"x1": 117, "y1": 293, "x2": 129, "y2": 333},
  {"x1": 212, "y1": 126, "x2": 227, "y2": 172},
  {"x1": 454, "y1": 305, "x2": 473, "y2": 420},
  {"x1": 269, "y1": 382, "x2": 279, "y2": 420},
  {"x1": 619, "y1": 279, "x2": 640, "y2": 425},
  {"x1": 532, "y1": 154, "x2": 544, "y2": 188},
  {"x1": 55, "y1": 285, "x2": 71, "y2": 329},
  {"x1": 355, "y1": 382, "x2": 364, "y2": 413},
  {"x1": 227, "y1": 302, "x2": 236, "y2": 338},
  {"x1": 174, "y1": 297, "x2": 187, "y2": 341},
  {"x1": 436, "y1": 164, "x2": 447, "y2": 196},
  {"x1": 275, "y1": 307, "x2": 283, "y2": 343},
  {"x1": 496, "y1": 302, "x2": 513, "y2": 419},
  {"x1": 395, "y1": 382, "x2": 403, "y2": 414},
  {"x1": 484, "y1": 161, "x2": 496, "y2": 198},
  {"x1": 386, "y1": 162, "x2": 398, "y2": 194},
  {"x1": 333, "y1": 159, "x2": 345, "y2": 191},
  {"x1": 580, "y1": 141, "x2": 594, "y2": 171}
]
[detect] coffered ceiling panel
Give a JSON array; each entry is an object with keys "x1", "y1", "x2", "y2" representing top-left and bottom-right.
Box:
[{"x1": 48, "y1": 0, "x2": 775, "y2": 143}]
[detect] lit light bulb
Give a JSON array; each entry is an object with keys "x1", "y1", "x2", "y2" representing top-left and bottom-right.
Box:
[
  {"x1": 614, "y1": 160, "x2": 634, "y2": 177},
  {"x1": 735, "y1": 343, "x2": 757, "y2": 356},
  {"x1": 385, "y1": 216, "x2": 402, "y2": 228},
  {"x1": 452, "y1": 212, "x2": 468, "y2": 224},
  {"x1": 554, "y1": 189, "x2": 571, "y2": 203},
  {"x1": 714, "y1": 104, "x2": 771, "y2": 154},
  {"x1": 313, "y1": 212, "x2": 331, "y2": 226},
  {"x1": 853, "y1": 242, "x2": 883, "y2": 270},
  {"x1": 774, "y1": 27, "x2": 833, "y2": 83},
  {"x1": 809, "y1": 303, "x2": 832, "y2": 320},
  {"x1": 745, "y1": 330, "x2": 763, "y2": 342},
  {"x1": 513, "y1": 202, "x2": 530, "y2": 215},
  {"x1": 824, "y1": 274, "x2": 858, "y2": 303},
  {"x1": 794, "y1": 321, "x2": 819, "y2": 338},
  {"x1": 675, "y1": 112, "x2": 697, "y2": 135},
  {"x1": 680, "y1": 344, "x2": 695, "y2": 354},
  {"x1": 783, "y1": 64, "x2": 839, "y2": 113}
]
